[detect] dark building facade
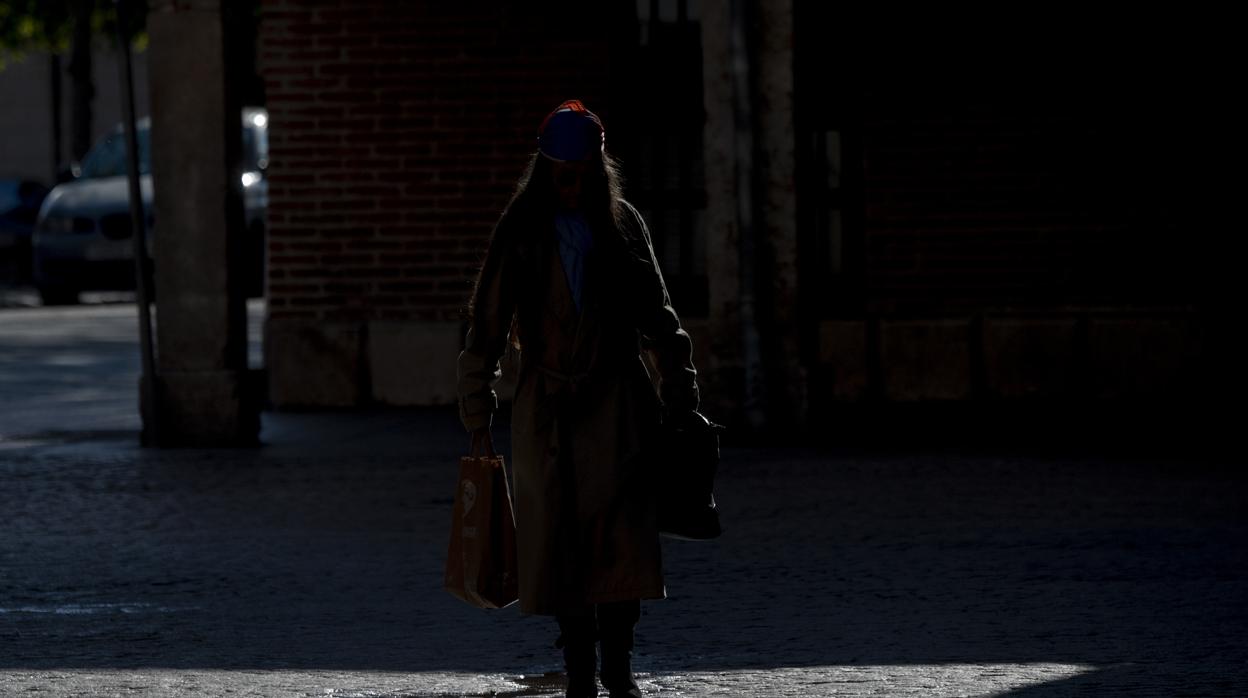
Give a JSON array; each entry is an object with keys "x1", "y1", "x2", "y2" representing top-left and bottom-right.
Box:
[{"x1": 257, "y1": 0, "x2": 1235, "y2": 433}]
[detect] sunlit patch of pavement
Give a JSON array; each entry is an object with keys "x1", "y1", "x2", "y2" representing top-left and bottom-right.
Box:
[
  {"x1": 0, "y1": 669, "x2": 527, "y2": 698},
  {"x1": 0, "y1": 663, "x2": 1098, "y2": 697}
]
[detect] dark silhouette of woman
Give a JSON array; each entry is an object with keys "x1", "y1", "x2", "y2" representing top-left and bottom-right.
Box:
[{"x1": 457, "y1": 100, "x2": 700, "y2": 698}]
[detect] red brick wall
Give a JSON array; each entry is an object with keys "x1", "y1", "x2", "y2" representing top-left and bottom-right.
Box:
[{"x1": 259, "y1": 1, "x2": 616, "y2": 325}]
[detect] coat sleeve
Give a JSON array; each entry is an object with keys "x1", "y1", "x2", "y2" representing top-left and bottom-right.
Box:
[
  {"x1": 456, "y1": 220, "x2": 517, "y2": 432},
  {"x1": 625, "y1": 203, "x2": 701, "y2": 413}
]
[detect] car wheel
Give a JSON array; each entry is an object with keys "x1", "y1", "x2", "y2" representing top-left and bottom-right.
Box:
[{"x1": 38, "y1": 285, "x2": 80, "y2": 306}]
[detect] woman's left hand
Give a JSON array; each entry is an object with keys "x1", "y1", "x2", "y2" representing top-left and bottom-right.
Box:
[{"x1": 469, "y1": 427, "x2": 496, "y2": 457}]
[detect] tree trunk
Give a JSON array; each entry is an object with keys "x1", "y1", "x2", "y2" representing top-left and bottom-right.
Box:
[{"x1": 67, "y1": 0, "x2": 95, "y2": 162}]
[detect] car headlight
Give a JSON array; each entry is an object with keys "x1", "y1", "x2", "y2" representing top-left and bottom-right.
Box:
[
  {"x1": 38, "y1": 215, "x2": 77, "y2": 235},
  {"x1": 36, "y1": 216, "x2": 94, "y2": 237}
]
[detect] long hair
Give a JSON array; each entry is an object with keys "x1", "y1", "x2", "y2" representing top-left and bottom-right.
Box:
[
  {"x1": 505, "y1": 148, "x2": 628, "y2": 238},
  {"x1": 466, "y1": 148, "x2": 638, "y2": 329}
]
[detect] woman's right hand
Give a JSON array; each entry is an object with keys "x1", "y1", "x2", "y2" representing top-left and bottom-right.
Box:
[{"x1": 469, "y1": 427, "x2": 495, "y2": 457}]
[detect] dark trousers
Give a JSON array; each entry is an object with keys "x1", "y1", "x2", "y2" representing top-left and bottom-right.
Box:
[
  {"x1": 556, "y1": 599, "x2": 642, "y2": 634},
  {"x1": 557, "y1": 599, "x2": 642, "y2": 696}
]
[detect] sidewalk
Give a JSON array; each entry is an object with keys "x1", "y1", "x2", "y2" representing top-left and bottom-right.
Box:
[{"x1": 1, "y1": 405, "x2": 1245, "y2": 696}]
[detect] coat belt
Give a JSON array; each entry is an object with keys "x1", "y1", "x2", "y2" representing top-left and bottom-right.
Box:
[
  {"x1": 533, "y1": 365, "x2": 593, "y2": 433},
  {"x1": 536, "y1": 365, "x2": 592, "y2": 393}
]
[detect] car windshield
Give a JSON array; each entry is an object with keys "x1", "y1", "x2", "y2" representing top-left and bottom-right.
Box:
[
  {"x1": 78, "y1": 128, "x2": 151, "y2": 179},
  {"x1": 77, "y1": 111, "x2": 267, "y2": 179}
]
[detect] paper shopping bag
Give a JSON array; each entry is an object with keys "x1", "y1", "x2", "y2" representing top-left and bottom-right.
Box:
[{"x1": 444, "y1": 453, "x2": 518, "y2": 609}]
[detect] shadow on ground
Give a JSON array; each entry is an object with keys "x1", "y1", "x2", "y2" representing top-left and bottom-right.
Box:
[{"x1": 1, "y1": 407, "x2": 1244, "y2": 696}]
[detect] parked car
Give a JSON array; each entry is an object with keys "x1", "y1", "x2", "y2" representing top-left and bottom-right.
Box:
[
  {"x1": 0, "y1": 178, "x2": 50, "y2": 286},
  {"x1": 31, "y1": 107, "x2": 268, "y2": 305}
]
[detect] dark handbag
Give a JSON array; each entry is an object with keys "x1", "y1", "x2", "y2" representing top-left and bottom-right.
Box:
[
  {"x1": 444, "y1": 450, "x2": 519, "y2": 609},
  {"x1": 656, "y1": 411, "x2": 725, "y2": 540}
]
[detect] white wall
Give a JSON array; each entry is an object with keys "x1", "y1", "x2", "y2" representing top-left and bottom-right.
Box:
[{"x1": 0, "y1": 42, "x2": 150, "y2": 184}]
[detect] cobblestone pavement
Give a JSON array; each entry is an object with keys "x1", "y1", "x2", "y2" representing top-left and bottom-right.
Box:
[
  {"x1": 1, "y1": 412, "x2": 1244, "y2": 697},
  {"x1": 1, "y1": 302, "x2": 1246, "y2": 696}
]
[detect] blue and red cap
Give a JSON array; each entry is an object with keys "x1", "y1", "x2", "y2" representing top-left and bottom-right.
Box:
[{"x1": 537, "y1": 99, "x2": 604, "y2": 162}]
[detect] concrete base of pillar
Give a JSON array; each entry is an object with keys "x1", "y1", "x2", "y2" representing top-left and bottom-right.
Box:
[
  {"x1": 819, "y1": 320, "x2": 869, "y2": 400},
  {"x1": 881, "y1": 319, "x2": 973, "y2": 401},
  {"x1": 1089, "y1": 316, "x2": 1203, "y2": 399},
  {"x1": 140, "y1": 369, "x2": 262, "y2": 447},
  {"x1": 265, "y1": 320, "x2": 365, "y2": 407},
  {"x1": 265, "y1": 318, "x2": 473, "y2": 409},
  {"x1": 368, "y1": 320, "x2": 462, "y2": 406},
  {"x1": 984, "y1": 317, "x2": 1078, "y2": 399}
]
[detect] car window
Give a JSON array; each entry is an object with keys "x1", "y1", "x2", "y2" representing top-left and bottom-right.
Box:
[
  {"x1": 77, "y1": 112, "x2": 261, "y2": 180},
  {"x1": 0, "y1": 180, "x2": 48, "y2": 218},
  {"x1": 0, "y1": 180, "x2": 18, "y2": 214},
  {"x1": 78, "y1": 128, "x2": 152, "y2": 179}
]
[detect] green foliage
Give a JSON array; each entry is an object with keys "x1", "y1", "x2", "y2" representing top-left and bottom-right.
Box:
[
  {"x1": 0, "y1": 1, "x2": 72, "y2": 50},
  {"x1": 0, "y1": 0, "x2": 148, "y2": 69}
]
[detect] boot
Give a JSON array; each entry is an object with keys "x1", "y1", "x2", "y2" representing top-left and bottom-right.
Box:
[
  {"x1": 597, "y1": 600, "x2": 642, "y2": 698},
  {"x1": 556, "y1": 613, "x2": 599, "y2": 698}
]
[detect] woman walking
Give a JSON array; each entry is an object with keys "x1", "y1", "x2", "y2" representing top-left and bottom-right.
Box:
[{"x1": 456, "y1": 100, "x2": 701, "y2": 698}]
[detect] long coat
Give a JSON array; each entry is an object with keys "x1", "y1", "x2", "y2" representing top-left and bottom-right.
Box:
[{"x1": 456, "y1": 199, "x2": 700, "y2": 616}]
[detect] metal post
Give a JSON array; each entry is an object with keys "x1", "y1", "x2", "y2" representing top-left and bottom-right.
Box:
[
  {"x1": 50, "y1": 54, "x2": 63, "y2": 182},
  {"x1": 114, "y1": 0, "x2": 161, "y2": 446}
]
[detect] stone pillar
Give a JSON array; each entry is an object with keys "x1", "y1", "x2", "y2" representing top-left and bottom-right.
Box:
[
  {"x1": 700, "y1": 0, "x2": 802, "y2": 430},
  {"x1": 699, "y1": 0, "x2": 745, "y2": 421},
  {"x1": 755, "y1": 0, "x2": 803, "y2": 428},
  {"x1": 145, "y1": 0, "x2": 259, "y2": 446}
]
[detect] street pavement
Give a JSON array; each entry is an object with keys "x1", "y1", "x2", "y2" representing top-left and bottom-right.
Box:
[
  {"x1": 0, "y1": 290, "x2": 265, "y2": 440},
  {"x1": 1, "y1": 298, "x2": 1245, "y2": 696}
]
